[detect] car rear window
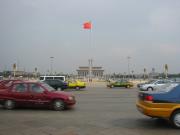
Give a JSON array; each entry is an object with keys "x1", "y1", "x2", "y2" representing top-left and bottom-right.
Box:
[{"x1": 153, "y1": 83, "x2": 179, "y2": 93}]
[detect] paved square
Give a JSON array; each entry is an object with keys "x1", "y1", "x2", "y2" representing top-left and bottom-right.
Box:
[{"x1": 0, "y1": 84, "x2": 179, "y2": 135}]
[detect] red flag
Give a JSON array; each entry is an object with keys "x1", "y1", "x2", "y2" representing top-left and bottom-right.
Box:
[{"x1": 83, "y1": 22, "x2": 91, "y2": 29}]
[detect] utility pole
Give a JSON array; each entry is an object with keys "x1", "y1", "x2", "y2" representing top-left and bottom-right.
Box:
[
  {"x1": 143, "y1": 68, "x2": 147, "y2": 80},
  {"x1": 50, "y1": 56, "x2": 54, "y2": 75},
  {"x1": 13, "y1": 63, "x2": 17, "y2": 78},
  {"x1": 88, "y1": 59, "x2": 93, "y2": 82},
  {"x1": 127, "y1": 56, "x2": 131, "y2": 79},
  {"x1": 164, "y1": 64, "x2": 168, "y2": 79}
]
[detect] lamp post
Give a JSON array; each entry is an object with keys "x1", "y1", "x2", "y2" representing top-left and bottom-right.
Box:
[
  {"x1": 34, "y1": 67, "x2": 38, "y2": 79},
  {"x1": 123, "y1": 72, "x2": 126, "y2": 80},
  {"x1": 13, "y1": 63, "x2": 17, "y2": 78},
  {"x1": 88, "y1": 59, "x2": 93, "y2": 82},
  {"x1": 164, "y1": 64, "x2": 168, "y2": 79},
  {"x1": 143, "y1": 68, "x2": 147, "y2": 80},
  {"x1": 131, "y1": 70, "x2": 134, "y2": 79},
  {"x1": 50, "y1": 57, "x2": 54, "y2": 75},
  {"x1": 127, "y1": 56, "x2": 131, "y2": 79}
]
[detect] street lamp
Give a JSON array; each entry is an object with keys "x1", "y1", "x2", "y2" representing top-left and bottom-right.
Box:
[
  {"x1": 131, "y1": 70, "x2": 134, "y2": 79},
  {"x1": 88, "y1": 59, "x2": 93, "y2": 82},
  {"x1": 143, "y1": 68, "x2": 147, "y2": 79},
  {"x1": 50, "y1": 57, "x2": 54, "y2": 75},
  {"x1": 123, "y1": 72, "x2": 126, "y2": 80},
  {"x1": 127, "y1": 56, "x2": 131, "y2": 79}
]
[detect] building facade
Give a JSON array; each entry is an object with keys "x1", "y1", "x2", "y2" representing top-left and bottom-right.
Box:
[{"x1": 77, "y1": 67, "x2": 104, "y2": 78}]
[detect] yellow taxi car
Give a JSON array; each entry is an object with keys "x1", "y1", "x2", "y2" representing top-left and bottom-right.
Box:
[
  {"x1": 136, "y1": 83, "x2": 180, "y2": 128},
  {"x1": 67, "y1": 80, "x2": 86, "y2": 90}
]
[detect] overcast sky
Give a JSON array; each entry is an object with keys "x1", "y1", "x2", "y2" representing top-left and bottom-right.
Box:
[{"x1": 0, "y1": 0, "x2": 180, "y2": 74}]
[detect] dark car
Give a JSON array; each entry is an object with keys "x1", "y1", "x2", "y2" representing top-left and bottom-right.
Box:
[
  {"x1": 136, "y1": 83, "x2": 180, "y2": 128},
  {"x1": 43, "y1": 79, "x2": 68, "y2": 90},
  {"x1": 0, "y1": 81, "x2": 76, "y2": 111}
]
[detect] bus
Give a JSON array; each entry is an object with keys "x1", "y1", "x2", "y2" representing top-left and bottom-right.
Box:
[{"x1": 39, "y1": 76, "x2": 66, "y2": 82}]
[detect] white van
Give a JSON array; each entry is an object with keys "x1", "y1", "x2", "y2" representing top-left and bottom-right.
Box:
[{"x1": 39, "y1": 76, "x2": 66, "y2": 82}]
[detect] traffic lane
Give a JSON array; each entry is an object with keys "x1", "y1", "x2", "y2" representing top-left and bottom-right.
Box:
[
  {"x1": 0, "y1": 87, "x2": 179, "y2": 135},
  {"x1": 73, "y1": 87, "x2": 177, "y2": 127}
]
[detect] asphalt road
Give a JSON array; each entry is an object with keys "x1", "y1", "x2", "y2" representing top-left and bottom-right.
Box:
[{"x1": 0, "y1": 84, "x2": 179, "y2": 135}]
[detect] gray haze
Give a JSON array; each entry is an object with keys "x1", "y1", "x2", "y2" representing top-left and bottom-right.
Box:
[{"x1": 0, "y1": 0, "x2": 180, "y2": 74}]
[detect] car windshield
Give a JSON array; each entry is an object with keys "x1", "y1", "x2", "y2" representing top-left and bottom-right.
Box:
[
  {"x1": 40, "y1": 82, "x2": 55, "y2": 92},
  {"x1": 39, "y1": 77, "x2": 44, "y2": 80},
  {"x1": 117, "y1": 80, "x2": 127, "y2": 82},
  {"x1": 147, "y1": 80, "x2": 156, "y2": 84}
]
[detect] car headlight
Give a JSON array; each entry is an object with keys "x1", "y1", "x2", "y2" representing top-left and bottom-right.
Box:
[
  {"x1": 68, "y1": 96, "x2": 74, "y2": 100},
  {"x1": 141, "y1": 85, "x2": 147, "y2": 89}
]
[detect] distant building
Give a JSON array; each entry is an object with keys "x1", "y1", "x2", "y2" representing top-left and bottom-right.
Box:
[
  {"x1": 149, "y1": 68, "x2": 159, "y2": 78},
  {"x1": 1, "y1": 70, "x2": 39, "y2": 78},
  {"x1": 77, "y1": 66, "x2": 104, "y2": 78},
  {"x1": 0, "y1": 70, "x2": 25, "y2": 77}
]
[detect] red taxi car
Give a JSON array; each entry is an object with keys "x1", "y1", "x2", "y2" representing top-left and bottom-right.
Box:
[{"x1": 0, "y1": 81, "x2": 76, "y2": 111}]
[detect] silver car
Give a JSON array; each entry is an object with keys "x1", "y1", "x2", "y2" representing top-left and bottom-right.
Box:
[{"x1": 139, "y1": 79, "x2": 174, "y2": 91}]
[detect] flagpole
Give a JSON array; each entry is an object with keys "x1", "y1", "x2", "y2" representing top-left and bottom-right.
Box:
[
  {"x1": 83, "y1": 21, "x2": 93, "y2": 82},
  {"x1": 89, "y1": 21, "x2": 92, "y2": 82}
]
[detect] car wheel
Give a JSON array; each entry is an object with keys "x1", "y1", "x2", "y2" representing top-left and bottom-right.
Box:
[
  {"x1": 76, "y1": 87, "x2": 80, "y2": 90},
  {"x1": 171, "y1": 110, "x2": 180, "y2": 129},
  {"x1": 126, "y1": 85, "x2": 130, "y2": 88},
  {"x1": 4, "y1": 100, "x2": 15, "y2": 110},
  {"x1": 147, "y1": 87, "x2": 153, "y2": 91},
  {"x1": 110, "y1": 85, "x2": 114, "y2": 88},
  {"x1": 53, "y1": 100, "x2": 65, "y2": 111},
  {"x1": 57, "y1": 87, "x2": 62, "y2": 91}
]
